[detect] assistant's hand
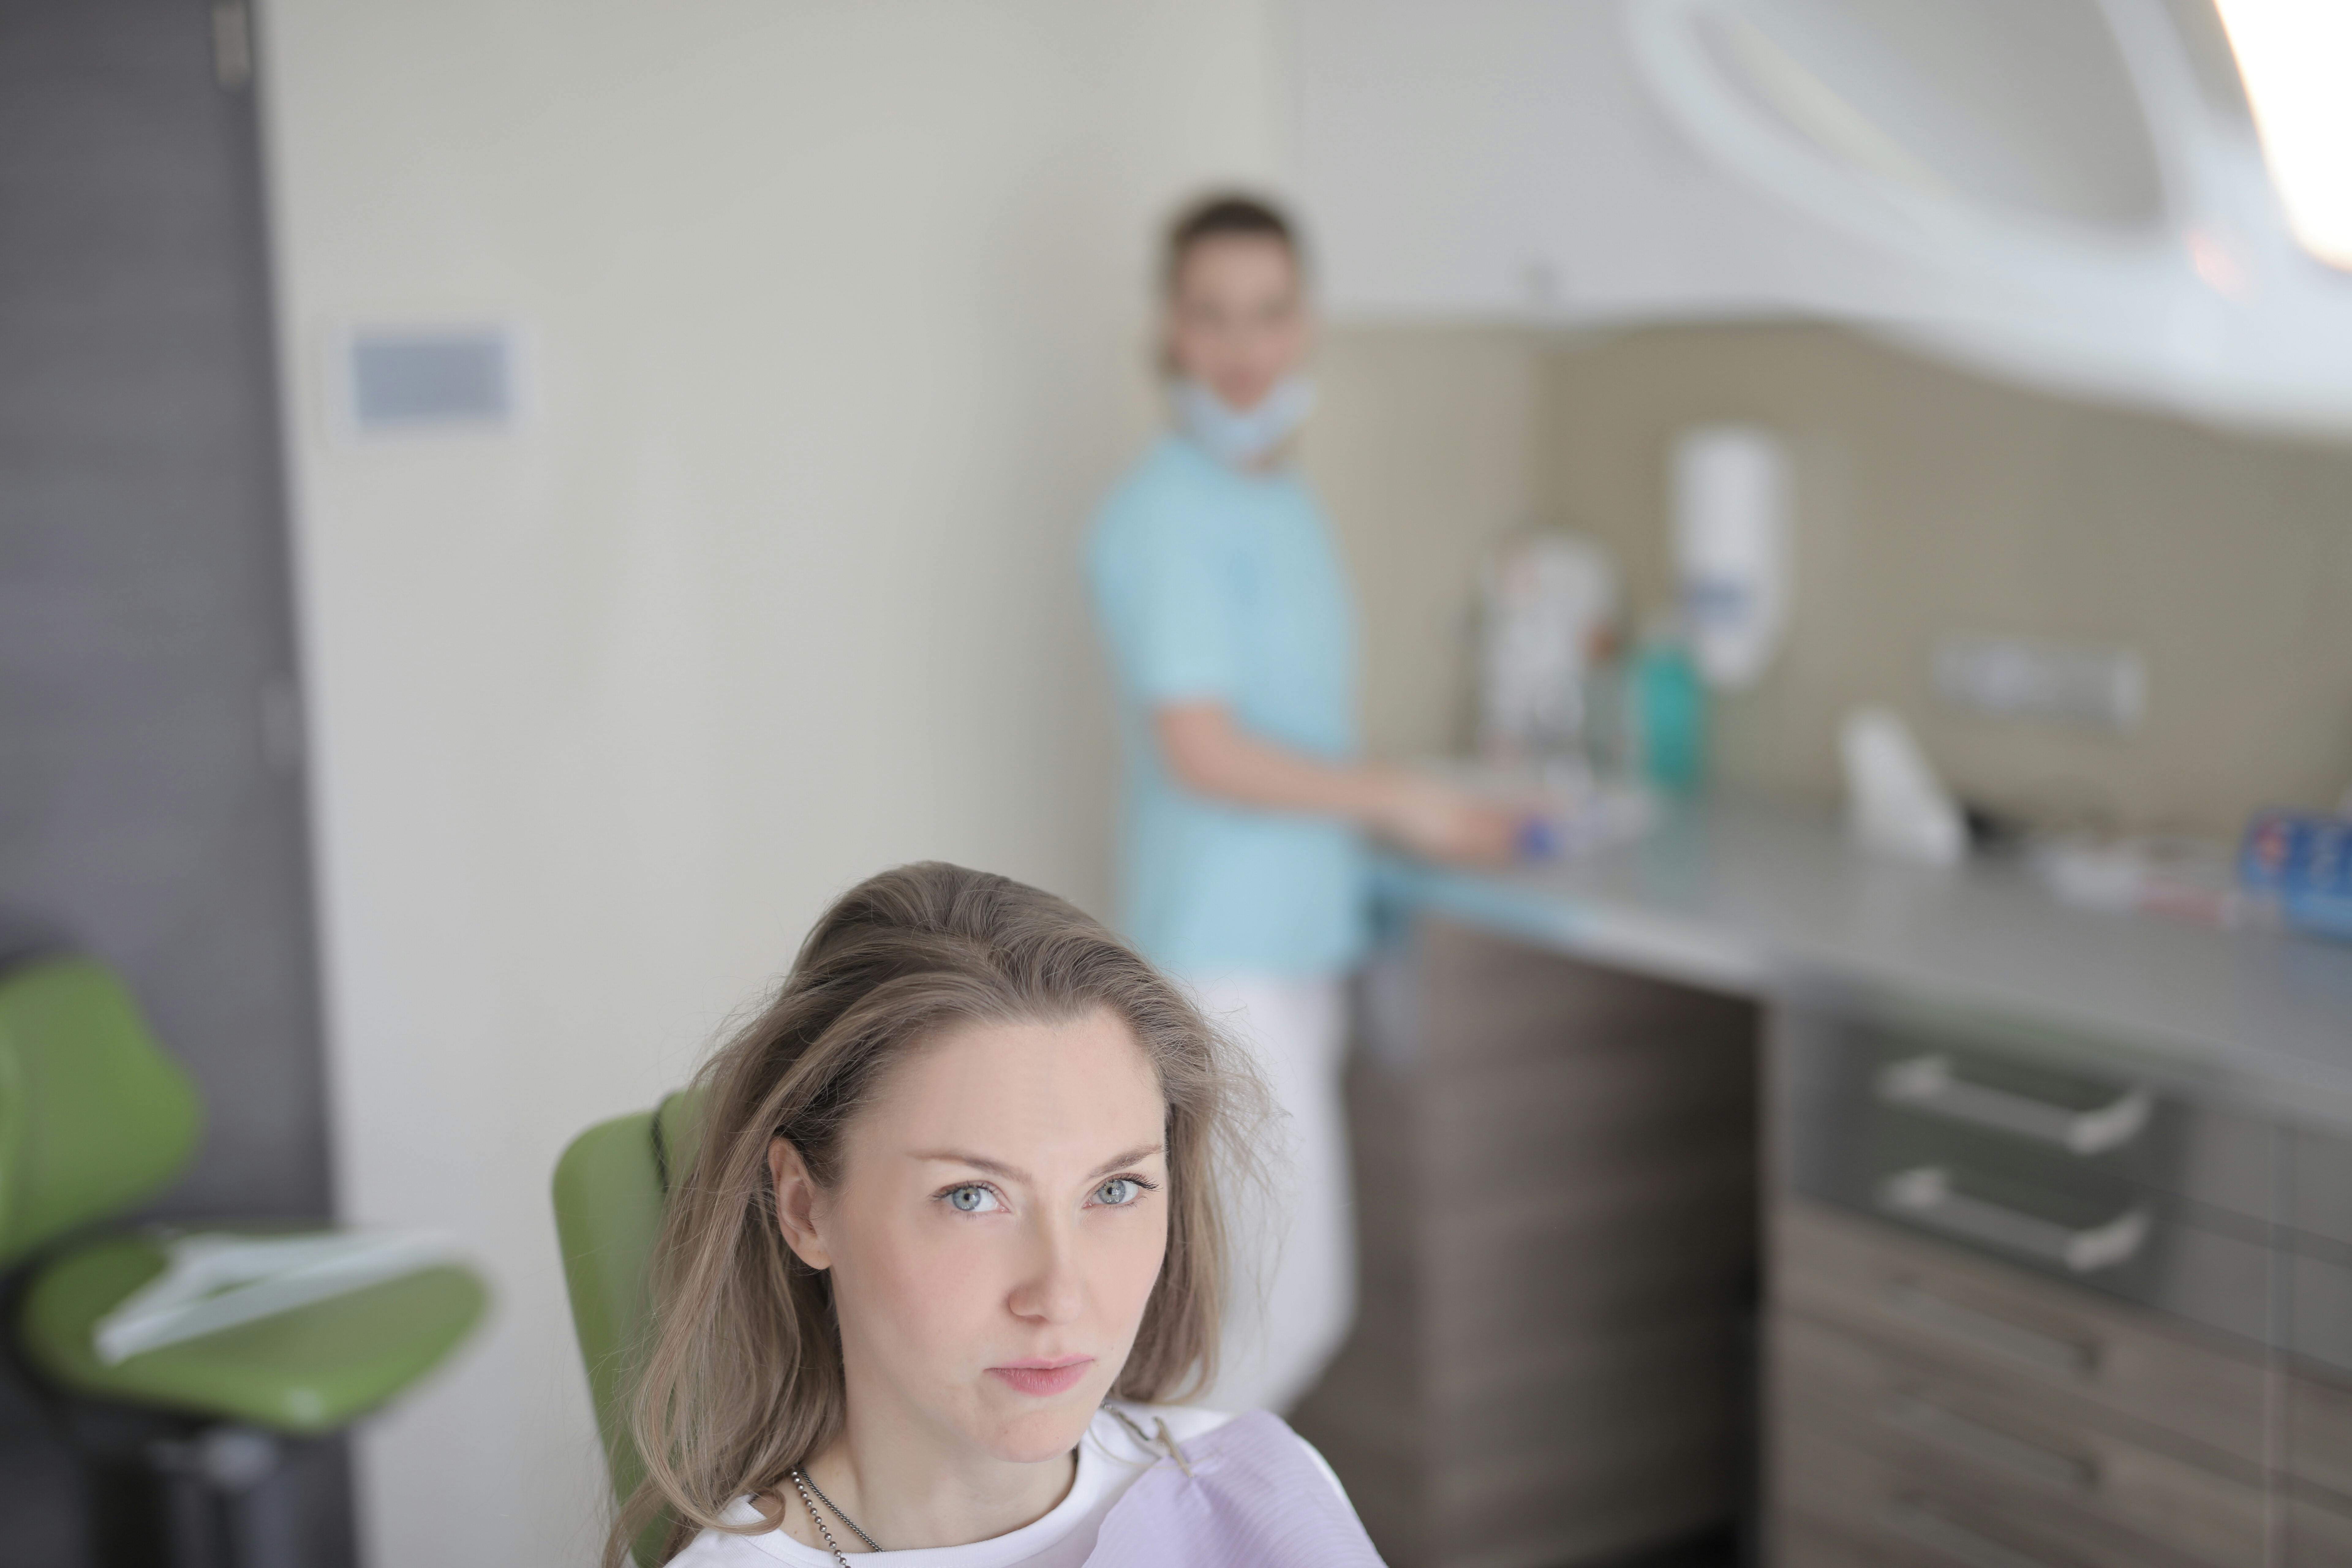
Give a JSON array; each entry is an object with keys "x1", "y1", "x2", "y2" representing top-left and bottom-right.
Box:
[
  {"x1": 1152, "y1": 702, "x2": 1534, "y2": 864},
  {"x1": 1368, "y1": 771, "x2": 1528, "y2": 866}
]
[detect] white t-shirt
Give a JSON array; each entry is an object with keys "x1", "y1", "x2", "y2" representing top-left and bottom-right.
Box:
[{"x1": 667, "y1": 1404, "x2": 1344, "y2": 1568}]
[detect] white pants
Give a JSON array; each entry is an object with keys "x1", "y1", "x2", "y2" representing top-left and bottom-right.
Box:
[{"x1": 1188, "y1": 973, "x2": 1356, "y2": 1414}]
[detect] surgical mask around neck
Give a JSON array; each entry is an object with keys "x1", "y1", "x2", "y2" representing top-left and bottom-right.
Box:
[{"x1": 1171, "y1": 374, "x2": 1315, "y2": 467}]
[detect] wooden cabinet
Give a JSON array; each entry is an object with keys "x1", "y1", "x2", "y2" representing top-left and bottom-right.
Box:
[
  {"x1": 2292, "y1": 1374, "x2": 2352, "y2": 1502},
  {"x1": 2288, "y1": 1375, "x2": 2352, "y2": 1567},
  {"x1": 2287, "y1": 1494, "x2": 2352, "y2": 1568},
  {"x1": 1773, "y1": 1205, "x2": 2265, "y2": 1568},
  {"x1": 1769, "y1": 999, "x2": 2352, "y2": 1568},
  {"x1": 1293, "y1": 914, "x2": 2352, "y2": 1565},
  {"x1": 1289, "y1": 917, "x2": 1761, "y2": 1568},
  {"x1": 1773, "y1": 1200, "x2": 2266, "y2": 1466},
  {"x1": 1776, "y1": 1404, "x2": 2223, "y2": 1568}
]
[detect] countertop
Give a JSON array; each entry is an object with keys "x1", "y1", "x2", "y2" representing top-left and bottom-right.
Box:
[{"x1": 1375, "y1": 793, "x2": 2352, "y2": 1126}]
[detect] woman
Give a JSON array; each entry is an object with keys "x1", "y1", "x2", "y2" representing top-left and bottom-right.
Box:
[
  {"x1": 630, "y1": 862, "x2": 1382, "y2": 1566},
  {"x1": 1085, "y1": 194, "x2": 1518, "y2": 1413}
]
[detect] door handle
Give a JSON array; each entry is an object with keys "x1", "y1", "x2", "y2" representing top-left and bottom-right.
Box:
[
  {"x1": 1885, "y1": 1282, "x2": 2098, "y2": 1374},
  {"x1": 1886, "y1": 1498, "x2": 2068, "y2": 1568},
  {"x1": 1878, "y1": 1053, "x2": 2153, "y2": 1155},
  {"x1": 1889, "y1": 1392, "x2": 2098, "y2": 1491},
  {"x1": 1878, "y1": 1166, "x2": 2151, "y2": 1273}
]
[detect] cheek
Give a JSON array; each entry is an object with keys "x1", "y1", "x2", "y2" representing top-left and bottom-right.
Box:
[
  {"x1": 1169, "y1": 320, "x2": 1223, "y2": 379},
  {"x1": 1098, "y1": 1211, "x2": 1170, "y2": 1322},
  {"x1": 1256, "y1": 316, "x2": 1306, "y2": 369},
  {"x1": 850, "y1": 1216, "x2": 1001, "y2": 1346}
]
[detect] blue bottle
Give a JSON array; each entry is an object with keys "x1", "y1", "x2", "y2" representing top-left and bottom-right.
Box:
[{"x1": 1632, "y1": 629, "x2": 1707, "y2": 795}]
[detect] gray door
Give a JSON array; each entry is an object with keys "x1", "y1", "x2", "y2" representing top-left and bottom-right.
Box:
[{"x1": 0, "y1": 0, "x2": 349, "y2": 1561}]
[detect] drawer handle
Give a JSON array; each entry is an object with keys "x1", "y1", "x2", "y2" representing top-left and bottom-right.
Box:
[
  {"x1": 1887, "y1": 1498, "x2": 2072, "y2": 1568},
  {"x1": 1878, "y1": 1053, "x2": 2153, "y2": 1156},
  {"x1": 1887, "y1": 1283, "x2": 2098, "y2": 1374},
  {"x1": 1889, "y1": 1392, "x2": 2098, "y2": 1491},
  {"x1": 1878, "y1": 1167, "x2": 2151, "y2": 1273}
]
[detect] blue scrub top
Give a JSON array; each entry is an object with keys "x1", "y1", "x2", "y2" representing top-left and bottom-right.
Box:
[{"x1": 1085, "y1": 435, "x2": 1369, "y2": 978}]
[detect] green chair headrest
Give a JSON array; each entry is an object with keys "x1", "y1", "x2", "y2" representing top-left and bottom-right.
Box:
[{"x1": 0, "y1": 959, "x2": 202, "y2": 1268}]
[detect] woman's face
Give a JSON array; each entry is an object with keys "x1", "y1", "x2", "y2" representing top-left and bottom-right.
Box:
[
  {"x1": 1165, "y1": 233, "x2": 1309, "y2": 413},
  {"x1": 772, "y1": 1010, "x2": 1170, "y2": 1465}
]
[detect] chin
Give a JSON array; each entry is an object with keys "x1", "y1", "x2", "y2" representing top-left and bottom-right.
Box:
[
  {"x1": 1215, "y1": 379, "x2": 1273, "y2": 412},
  {"x1": 977, "y1": 1386, "x2": 1108, "y2": 1464}
]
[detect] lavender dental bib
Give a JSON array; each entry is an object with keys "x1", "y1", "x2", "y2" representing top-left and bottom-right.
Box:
[{"x1": 1083, "y1": 1411, "x2": 1385, "y2": 1567}]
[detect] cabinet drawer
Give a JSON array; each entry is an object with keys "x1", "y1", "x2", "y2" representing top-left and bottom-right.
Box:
[
  {"x1": 1775, "y1": 1309, "x2": 2265, "y2": 1568},
  {"x1": 1775, "y1": 1407, "x2": 2208, "y2": 1568},
  {"x1": 1787, "y1": 1120, "x2": 2272, "y2": 1351},
  {"x1": 2294, "y1": 1125, "x2": 2352, "y2": 1252},
  {"x1": 2296, "y1": 1250, "x2": 2352, "y2": 1379},
  {"x1": 1775, "y1": 1200, "x2": 2267, "y2": 1463},
  {"x1": 2288, "y1": 1494, "x2": 2352, "y2": 1568},
  {"x1": 1781, "y1": 1002, "x2": 2272, "y2": 1222},
  {"x1": 2291, "y1": 1371, "x2": 2352, "y2": 1504},
  {"x1": 1774, "y1": 1517, "x2": 1924, "y2": 1568}
]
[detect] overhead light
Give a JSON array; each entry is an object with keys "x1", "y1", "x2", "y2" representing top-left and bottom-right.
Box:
[{"x1": 2213, "y1": 0, "x2": 2352, "y2": 270}]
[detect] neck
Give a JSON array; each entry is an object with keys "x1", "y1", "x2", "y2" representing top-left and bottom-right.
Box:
[
  {"x1": 1205, "y1": 434, "x2": 1294, "y2": 476},
  {"x1": 797, "y1": 1386, "x2": 1076, "y2": 1551}
]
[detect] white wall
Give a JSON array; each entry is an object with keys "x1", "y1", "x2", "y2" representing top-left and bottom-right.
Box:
[{"x1": 256, "y1": 4, "x2": 1288, "y2": 1561}]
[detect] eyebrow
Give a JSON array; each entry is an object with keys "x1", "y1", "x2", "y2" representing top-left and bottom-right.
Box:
[{"x1": 912, "y1": 1144, "x2": 1165, "y2": 1185}]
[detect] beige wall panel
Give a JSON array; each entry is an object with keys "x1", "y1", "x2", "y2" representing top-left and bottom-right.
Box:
[
  {"x1": 1304, "y1": 327, "x2": 1549, "y2": 759},
  {"x1": 1537, "y1": 323, "x2": 2352, "y2": 836}
]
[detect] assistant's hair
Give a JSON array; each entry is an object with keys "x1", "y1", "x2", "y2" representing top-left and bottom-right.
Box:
[
  {"x1": 607, "y1": 862, "x2": 1268, "y2": 1566},
  {"x1": 1161, "y1": 190, "x2": 1301, "y2": 296}
]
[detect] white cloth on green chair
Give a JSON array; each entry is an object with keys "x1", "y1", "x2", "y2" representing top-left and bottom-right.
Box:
[{"x1": 93, "y1": 1229, "x2": 462, "y2": 1365}]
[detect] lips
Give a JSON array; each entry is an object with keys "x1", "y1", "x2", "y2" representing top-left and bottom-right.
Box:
[{"x1": 986, "y1": 1356, "x2": 1095, "y2": 1397}]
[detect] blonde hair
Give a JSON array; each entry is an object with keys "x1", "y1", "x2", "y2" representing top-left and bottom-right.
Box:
[{"x1": 609, "y1": 862, "x2": 1267, "y2": 1566}]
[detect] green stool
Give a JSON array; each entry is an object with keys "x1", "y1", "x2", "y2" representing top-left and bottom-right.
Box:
[
  {"x1": 0, "y1": 957, "x2": 488, "y2": 1568},
  {"x1": 553, "y1": 1088, "x2": 703, "y2": 1565}
]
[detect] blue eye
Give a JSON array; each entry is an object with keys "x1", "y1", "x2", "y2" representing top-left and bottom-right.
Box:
[
  {"x1": 947, "y1": 1184, "x2": 999, "y2": 1213},
  {"x1": 1095, "y1": 1178, "x2": 1139, "y2": 1206}
]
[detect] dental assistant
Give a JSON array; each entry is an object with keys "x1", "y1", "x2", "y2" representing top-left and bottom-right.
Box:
[{"x1": 1085, "y1": 195, "x2": 1520, "y2": 1414}]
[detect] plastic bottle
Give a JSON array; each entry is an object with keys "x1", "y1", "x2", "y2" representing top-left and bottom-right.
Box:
[{"x1": 1631, "y1": 626, "x2": 1707, "y2": 795}]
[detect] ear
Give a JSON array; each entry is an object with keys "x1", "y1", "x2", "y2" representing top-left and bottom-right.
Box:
[{"x1": 768, "y1": 1137, "x2": 832, "y2": 1271}]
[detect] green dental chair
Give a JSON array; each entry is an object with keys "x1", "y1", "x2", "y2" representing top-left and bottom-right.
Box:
[
  {"x1": 0, "y1": 955, "x2": 487, "y2": 1568},
  {"x1": 552, "y1": 1088, "x2": 704, "y2": 1566}
]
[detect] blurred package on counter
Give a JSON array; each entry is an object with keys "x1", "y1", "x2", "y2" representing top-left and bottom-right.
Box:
[
  {"x1": 2036, "y1": 832, "x2": 2272, "y2": 929},
  {"x1": 2239, "y1": 808, "x2": 2352, "y2": 940},
  {"x1": 1476, "y1": 530, "x2": 1618, "y2": 766}
]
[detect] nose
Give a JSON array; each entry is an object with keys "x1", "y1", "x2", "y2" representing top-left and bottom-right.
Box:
[{"x1": 1005, "y1": 1211, "x2": 1086, "y2": 1326}]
